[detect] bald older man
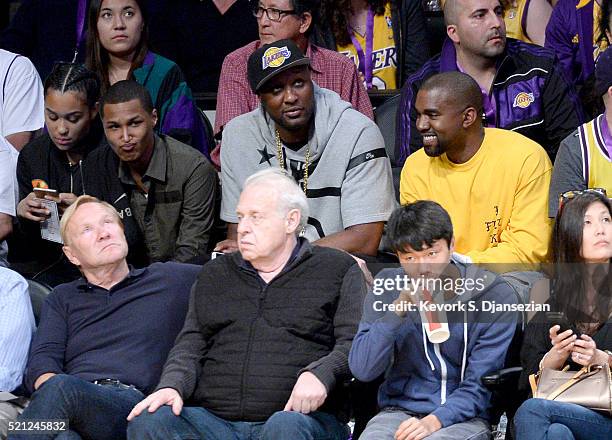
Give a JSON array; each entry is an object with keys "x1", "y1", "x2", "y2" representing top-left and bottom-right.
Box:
[
  {"x1": 396, "y1": 0, "x2": 582, "y2": 165},
  {"x1": 11, "y1": 196, "x2": 200, "y2": 440}
]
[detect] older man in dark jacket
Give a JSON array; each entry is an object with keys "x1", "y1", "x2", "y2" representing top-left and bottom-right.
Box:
[{"x1": 126, "y1": 168, "x2": 367, "y2": 440}]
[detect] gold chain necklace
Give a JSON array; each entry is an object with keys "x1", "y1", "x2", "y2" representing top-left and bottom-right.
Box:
[
  {"x1": 275, "y1": 129, "x2": 310, "y2": 195},
  {"x1": 275, "y1": 129, "x2": 310, "y2": 236}
]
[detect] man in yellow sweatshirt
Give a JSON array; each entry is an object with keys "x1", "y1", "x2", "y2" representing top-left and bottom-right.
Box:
[{"x1": 400, "y1": 71, "x2": 553, "y2": 265}]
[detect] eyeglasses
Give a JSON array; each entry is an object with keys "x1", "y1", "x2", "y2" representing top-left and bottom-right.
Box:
[
  {"x1": 558, "y1": 188, "x2": 608, "y2": 211},
  {"x1": 252, "y1": 5, "x2": 297, "y2": 22}
]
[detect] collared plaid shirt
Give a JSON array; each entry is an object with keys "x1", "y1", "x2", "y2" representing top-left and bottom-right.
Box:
[{"x1": 214, "y1": 40, "x2": 374, "y2": 135}]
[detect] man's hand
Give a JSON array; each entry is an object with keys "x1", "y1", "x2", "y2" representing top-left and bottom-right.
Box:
[
  {"x1": 351, "y1": 255, "x2": 374, "y2": 287},
  {"x1": 215, "y1": 223, "x2": 238, "y2": 253},
  {"x1": 34, "y1": 372, "x2": 57, "y2": 390},
  {"x1": 17, "y1": 192, "x2": 50, "y2": 222},
  {"x1": 50, "y1": 193, "x2": 78, "y2": 214},
  {"x1": 214, "y1": 239, "x2": 238, "y2": 253},
  {"x1": 283, "y1": 371, "x2": 327, "y2": 414},
  {"x1": 392, "y1": 290, "x2": 416, "y2": 318},
  {"x1": 127, "y1": 388, "x2": 184, "y2": 420},
  {"x1": 395, "y1": 415, "x2": 441, "y2": 440}
]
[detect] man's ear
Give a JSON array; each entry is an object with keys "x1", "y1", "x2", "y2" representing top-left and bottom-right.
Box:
[
  {"x1": 299, "y1": 12, "x2": 313, "y2": 35},
  {"x1": 151, "y1": 108, "x2": 158, "y2": 128},
  {"x1": 286, "y1": 208, "x2": 301, "y2": 234},
  {"x1": 462, "y1": 107, "x2": 479, "y2": 128},
  {"x1": 63, "y1": 245, "x2": 81, "y2": 267},
  {"x1": 447, "y1": 25, "x2": 460, "y2": 44},
  {"x1": 449, "y1": 237, "x2": 455, "y2": 254}
]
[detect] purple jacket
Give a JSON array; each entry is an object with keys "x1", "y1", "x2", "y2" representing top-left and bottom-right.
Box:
[
  {"x1": 545, "y1": 0, "x2": 597, "y2": 87},
  {"x1": 397, "y1": 38, "x2": 583, "y2": 164},
  {"x1": 133, "y1": 52, "x2": 211, "y2": 159}
]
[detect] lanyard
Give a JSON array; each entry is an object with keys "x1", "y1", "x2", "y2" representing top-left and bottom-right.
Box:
[
  {"x1": 348, "y1": 7, "x2": 375, "y2": 89},
  {"x1": 72, "y1": 0, "x2": 88, "y2": 62}
]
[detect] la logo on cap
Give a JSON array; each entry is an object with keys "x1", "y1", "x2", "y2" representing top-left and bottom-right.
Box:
[{"x1": 262, "y1": 46, "x2": 291, "y2": 69}]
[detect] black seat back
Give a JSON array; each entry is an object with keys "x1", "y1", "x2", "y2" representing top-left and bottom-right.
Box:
[
  {"x1": 27, "y1": 278, "x2": 52, "y2": 325},
  {"x1": 374, "y1": 94, "x2": 401, "y2": 201}
]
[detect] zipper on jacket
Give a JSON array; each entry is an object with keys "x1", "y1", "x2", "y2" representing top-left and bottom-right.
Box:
[
  {"x1": 490, "y1": 54, "x2": 510, "y2": 127},
  {"x1": 238, "y1": 282, "x2": 267, "y2": 419}
]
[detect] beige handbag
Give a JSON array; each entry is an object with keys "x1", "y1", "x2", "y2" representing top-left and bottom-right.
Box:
[{"x1": 529, "y1": 363, "x2": 612, "y2": 415}]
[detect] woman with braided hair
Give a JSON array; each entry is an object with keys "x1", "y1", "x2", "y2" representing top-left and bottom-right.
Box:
[{"x1": 14, "y1": 62, "x2": 104, "y2": 286}]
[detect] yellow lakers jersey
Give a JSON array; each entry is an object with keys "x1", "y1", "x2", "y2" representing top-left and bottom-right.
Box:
[
  {"x1": 505, "y1": 0, "x2": 533, "y2": 44},
  {"x1": 578, "y1": 115, "x2": 612, "y2": 194},
  {"x1": 337, "y1": 2, "x2": 397, "y2": 90}
]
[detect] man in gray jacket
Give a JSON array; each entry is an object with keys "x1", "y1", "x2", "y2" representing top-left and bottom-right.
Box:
[{"x1": 216, "y1": 39, "x2": 396, "y2": 257}]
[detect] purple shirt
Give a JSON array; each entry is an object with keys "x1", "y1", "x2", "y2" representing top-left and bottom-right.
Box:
[
  {"x1": 457, "y1": 61, "x2": 497, "y2": 126},
  {"x1": 598, "y1": 114, "x2": 612, "y2": 159}
]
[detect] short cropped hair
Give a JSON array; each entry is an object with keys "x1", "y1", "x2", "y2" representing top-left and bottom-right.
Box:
[
  {"x1": 60, "y1": 195, "x2": 123, "y2": 245},
  {"x1": 244, "y1": 168, "x2": 310, "y2": 233},
  {"x1": 99, "y1": 80, "x2": 154, "y2": 118},
  {"x1": 386, "y1": 201, "x2": 454, "y2": 252},
  {"x1": 421, "y1": 71, "x2": 484, "y2": 115}
]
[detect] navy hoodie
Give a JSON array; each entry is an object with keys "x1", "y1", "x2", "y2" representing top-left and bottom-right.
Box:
[{"x1": 349, "y1": 259, "x2": 518, "y2": 427}]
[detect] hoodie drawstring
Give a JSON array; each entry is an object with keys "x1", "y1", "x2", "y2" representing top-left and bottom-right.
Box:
[
  {"x1": 79, "y1": 160, "x2": 85, "y2": 194},
  {"x1": 461, "y1": 311, "x2": 468, "y2": 382},
  {"x1": 422, "y1": 324, "x2": 435, "y2": 371}
]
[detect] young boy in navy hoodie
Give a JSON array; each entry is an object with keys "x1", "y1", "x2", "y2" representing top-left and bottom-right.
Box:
[{"x1": 349, "y1": 201, "x2": 518, "y2": 440}]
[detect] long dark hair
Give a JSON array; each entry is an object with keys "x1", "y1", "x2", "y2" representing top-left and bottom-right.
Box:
[
  {"x1": 552, "y1": 192, "x2": 612, "y2": 328},
  {"x1": 320, "y1": 0, "x2": 389, "y2": 46},
  {"x1": 85, "y1": 0, "x2": 149, "y2": 94}
]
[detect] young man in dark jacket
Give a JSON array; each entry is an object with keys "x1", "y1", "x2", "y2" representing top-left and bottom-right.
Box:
[
  {"x1": 350, "y1": 201, "x2": 518, "y2": 439},
  {"x1": 126, "y1": 168, "x2": 367, "y2": 440},
  {"x1": 85, "y1": 80, "x2": 217, "y2": 264}
]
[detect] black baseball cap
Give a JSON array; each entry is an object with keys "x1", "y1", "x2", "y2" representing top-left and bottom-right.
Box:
[{"x1": 247, "y1": 39, "x2": 311, "y2": 93}]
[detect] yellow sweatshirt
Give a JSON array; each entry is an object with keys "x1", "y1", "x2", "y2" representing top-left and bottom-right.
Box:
[{"x1": 400, "y1": 128, "x2": 552, "y2": 264}]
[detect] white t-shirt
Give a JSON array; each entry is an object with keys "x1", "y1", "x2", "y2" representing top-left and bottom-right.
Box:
[
  {"x1": 0, "y1": 50, "x2": 44, "y2": 265},
  {"x1": 0, "y1": 49, "x2": 44, "y2": 144}
]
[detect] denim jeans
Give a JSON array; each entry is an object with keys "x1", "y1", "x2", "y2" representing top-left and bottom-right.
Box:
[
  {"x1": 127, "y1": 405, "x2": 350, "y2": 440},
  {"x1": 8, "y1": 374, "x2": 144, "y2": 440},
  {"x1": 514, "y1": 398, "x2": 612, "y2": 440},
  {"x1": 358, "y1": 409, "x2": 490, "y2": 440}
]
